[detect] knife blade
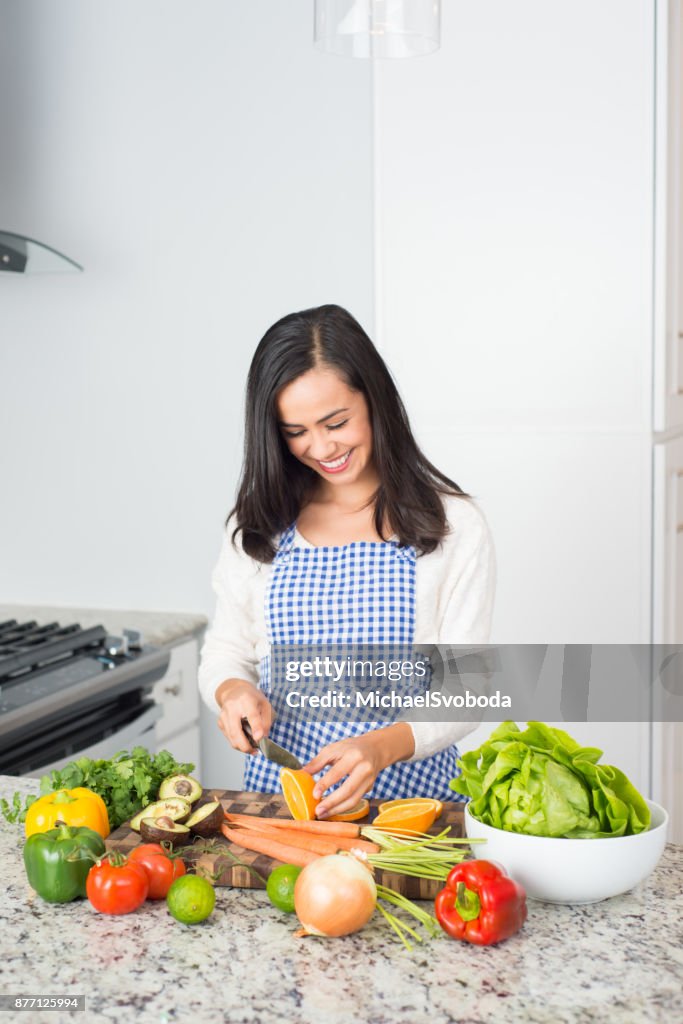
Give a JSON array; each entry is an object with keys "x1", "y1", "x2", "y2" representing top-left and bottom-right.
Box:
[{"x1": 241, "y1": 716, "x2": 303, "y2": 771}]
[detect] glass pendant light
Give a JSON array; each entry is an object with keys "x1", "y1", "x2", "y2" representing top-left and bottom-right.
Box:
[{"x1": 314, "y1": 0, "x2": 441, "y2": 59}]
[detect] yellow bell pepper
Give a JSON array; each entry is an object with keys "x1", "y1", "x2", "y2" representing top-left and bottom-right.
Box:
[{"x1": 25, "y1": 787, "x2": 110, "y2": 839}]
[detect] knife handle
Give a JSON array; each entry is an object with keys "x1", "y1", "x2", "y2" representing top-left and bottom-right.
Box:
[{"x1": 240, "y1": 716, "x2": 258, "y2": 749}]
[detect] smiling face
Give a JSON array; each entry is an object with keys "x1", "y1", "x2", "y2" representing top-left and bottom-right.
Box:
[{"x1": 276, "y1": 366, "x2": 377, "y2": 494}]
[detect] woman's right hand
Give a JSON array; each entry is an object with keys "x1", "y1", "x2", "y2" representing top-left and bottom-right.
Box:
[{"x1": 215, "y1": 679, "x2": 273, "y2": 754}]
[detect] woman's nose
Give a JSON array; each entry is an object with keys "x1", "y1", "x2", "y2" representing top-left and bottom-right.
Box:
[{"x1": 306, "y1": 434, "x2": 339, "y2": 461}]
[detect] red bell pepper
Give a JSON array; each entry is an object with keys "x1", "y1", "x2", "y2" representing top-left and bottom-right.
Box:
[{"x1": 435, "y1": 860, "x2": 527, "y2": 946}]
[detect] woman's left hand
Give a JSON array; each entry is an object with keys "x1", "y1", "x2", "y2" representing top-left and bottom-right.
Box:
[{"x1": 303, "y1": 723, "x2": 415, "y2": 818}]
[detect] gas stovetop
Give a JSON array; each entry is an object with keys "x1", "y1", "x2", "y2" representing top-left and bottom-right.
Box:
[
  {"x1": 0, "y1": 618, "x2": 171, "y2": 741},
  {"x1": 0, "y1": 619, "x2": 137, "y2": 679}
]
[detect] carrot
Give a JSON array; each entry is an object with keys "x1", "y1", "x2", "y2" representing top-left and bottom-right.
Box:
[
  {"x1": 228, "y1": 827, "x2": 339, "y2": 857},
  {"x1": 223, "y1": 814, "x2": 380, "y2": 854},
  {"x1": 223, "y1": 814, "x2": 280, "y2": 832},
  {"x1": 318, "y1": 834, "x2": 380, "y2": 855},
  {"x1": 220, "y1": 824, "x2": 319, "y2": 867},
  {"x1": 223, "y1": 812, "x2": 361, "y2": 838},
  {"x1": 226, "y1": 825, "x2": 380, "y2": 858}
]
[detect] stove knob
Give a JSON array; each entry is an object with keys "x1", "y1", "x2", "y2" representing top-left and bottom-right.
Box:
[
  {"x1": 105, "y1": 634, "x2": 128, "y2": 657},
  {"x1": 123, "y1": 628, "x2": 143, "y2": 650}
]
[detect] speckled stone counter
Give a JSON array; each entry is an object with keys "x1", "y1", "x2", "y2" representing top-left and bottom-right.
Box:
[
  {"x1": 1, "y1": 779, "x2": 682, "y2": 1024},
  {"x1": 0, "y1": 604, "x2": 207, "y2": 649}
]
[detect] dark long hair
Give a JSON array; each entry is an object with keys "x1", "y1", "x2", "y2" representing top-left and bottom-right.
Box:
[{"x1": 230, "y1": 304, "x2": 468, "y2": 562}]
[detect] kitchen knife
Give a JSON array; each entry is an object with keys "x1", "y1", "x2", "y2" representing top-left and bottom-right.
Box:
[{"x1": 240, "y1": 716, "x2": 303, "y2": 771}]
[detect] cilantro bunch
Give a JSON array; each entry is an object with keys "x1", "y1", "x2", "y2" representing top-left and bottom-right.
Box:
[{"x1": 1, "y1": 747, "x2": 195, "y2": 830}]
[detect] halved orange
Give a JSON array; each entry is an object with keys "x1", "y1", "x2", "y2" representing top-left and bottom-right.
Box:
[
  {"x1": 372, "y1": 801, "x2": 438, "y2": 835},
  {"x1": 280, "y1": 767, "x2": 319, "y2": 821},
  {"x1": 328, "y1": 799, "x2": 370, "y2": 823},
  {"x1": 378, "y1": 797, "x2": 443, "y2": 817}
]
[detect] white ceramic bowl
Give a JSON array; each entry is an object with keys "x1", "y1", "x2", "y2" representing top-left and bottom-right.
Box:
[{"x1": 464, "y1": 799, "x2": 668, "y2": 904}]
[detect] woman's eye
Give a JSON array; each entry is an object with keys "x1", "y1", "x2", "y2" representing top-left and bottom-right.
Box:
[{"x1": 283, "y1": 419, "x2": 347, "y2": 439}]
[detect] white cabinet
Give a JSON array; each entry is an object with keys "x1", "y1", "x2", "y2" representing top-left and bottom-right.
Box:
[
  {"x1": 651, "y1": 0, "x2": 683, "y2": 842},
  {"x1": 654, "y1": 436, "x2": 683, "y2": 642},
  {"x1": 152, "y1": 638, "x2": 201, "y2": 768},
  {"x1": 650, "y1": 1, "x2": 683, "y2": 842},
  {"x1": 652, "y1": 436, "x2": 683, "y2": 841},
  {"x1": 657, "y1": 0, "x2": 683, "y2": 430}
]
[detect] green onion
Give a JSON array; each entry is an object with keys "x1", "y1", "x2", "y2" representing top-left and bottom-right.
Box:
[
  {"x1": 361, "y1": 826, "x2": 479, "y2": 881},
  {"x1": 376, "y1": 902, "x2": 416, "y2": 950},
  {"x1": 374, "y1": 883, "x2": 441, "y2": 950}
]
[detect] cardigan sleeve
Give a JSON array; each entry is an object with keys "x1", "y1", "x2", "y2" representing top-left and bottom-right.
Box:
[
  {"x1": 197, "y1": 526, "x2": 261, "y2": 714},
  {"x1": 406, "y1": 498, "x2": 496, "y2": 762}
]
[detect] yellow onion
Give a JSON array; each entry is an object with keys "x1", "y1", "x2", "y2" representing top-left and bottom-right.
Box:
[{"x1": 294, "y1": 853, "x2": 377, "y2": 937}]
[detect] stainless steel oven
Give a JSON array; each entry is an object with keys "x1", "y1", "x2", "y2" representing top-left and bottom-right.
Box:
[{"x1": 0, "y1": 619, "x2": 170, "y2": 776}]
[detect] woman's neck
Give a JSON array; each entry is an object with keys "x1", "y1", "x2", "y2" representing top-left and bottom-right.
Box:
[
  {"x1": 313, "y1": 483, "x2": 376, "y2": 514},
  {"x1": 313, "y1": 464, "x2": 380, "y2": 512},
  {"x1": 299, "y1": 472, "x2": 391, "y2": 545}
]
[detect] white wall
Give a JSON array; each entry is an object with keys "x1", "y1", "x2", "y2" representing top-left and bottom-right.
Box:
[
  {"x1": 374, "y1": 0, "x2": 654, "y2": 643},
  {"x1": 0, "y1": 0, "x2": 374, "y2": 789},
  {"x1": 0, "y1": 0, "x2": 374, "y2": 617},
  {"x1": 373, "y1": 0, "x2": 655, "y2": 789}
]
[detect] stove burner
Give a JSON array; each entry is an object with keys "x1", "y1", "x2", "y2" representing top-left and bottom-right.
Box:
[{"x1": 0, "y1": 620, "x2": 109, "y2": 682}]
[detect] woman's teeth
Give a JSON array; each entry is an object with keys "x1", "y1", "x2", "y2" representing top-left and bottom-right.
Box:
[{"x1": 319, "y1": 450, "x2": 352, "y2": 471}]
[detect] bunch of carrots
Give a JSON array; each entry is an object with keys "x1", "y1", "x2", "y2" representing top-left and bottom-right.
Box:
[
  {"x1": 221, "y1": 813, "x2": 378, "y2": 868},
  {"x1": 220, "y1": 812, "x2": 473, "y2": 880}
]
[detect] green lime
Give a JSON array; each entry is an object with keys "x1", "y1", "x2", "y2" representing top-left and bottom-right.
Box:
[
  {"x1": 266, "y1": 864, "x2": 303, "y2": 913},
  {"x1": 166, "y1": 874, "x2": 216, "y2": 925}
]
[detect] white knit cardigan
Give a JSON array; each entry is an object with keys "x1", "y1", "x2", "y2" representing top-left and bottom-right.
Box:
[{"x1": 198, "y1": 493, "x2": 496, "y2": 761}]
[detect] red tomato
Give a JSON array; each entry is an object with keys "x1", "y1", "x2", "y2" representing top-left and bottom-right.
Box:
[
  {"x1": 129, "y1": 844, "x2": 186, "y2": 899},
  {"x1": 86, "y1": 858, "x2": 149, "y2": 915}
]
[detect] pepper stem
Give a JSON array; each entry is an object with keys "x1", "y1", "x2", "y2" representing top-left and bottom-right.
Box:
[
  {"x1": 53, "y1": 790, "x2": 76, "y2": 805},
  {"x1": 455, "y1": 881, "x2": 481, "y2": 922}
]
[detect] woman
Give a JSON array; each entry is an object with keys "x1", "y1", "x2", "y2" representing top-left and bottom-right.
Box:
[{"x1": 198, "y1": 304, "x2": 495, "y2": 818}]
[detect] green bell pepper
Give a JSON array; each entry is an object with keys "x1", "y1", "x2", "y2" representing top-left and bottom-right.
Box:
[{"x1": 23, "y1": 822, "x2": 106, "y2": 903}]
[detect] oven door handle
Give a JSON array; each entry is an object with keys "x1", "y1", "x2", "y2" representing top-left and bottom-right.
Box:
[{"x1": 28, "y1": 702, "x2": 165, "y2": 777}]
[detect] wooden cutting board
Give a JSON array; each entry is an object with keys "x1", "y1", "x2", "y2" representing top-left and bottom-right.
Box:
[{"x1": 106, "y1": 789, "x2": 466, "y2": 900}]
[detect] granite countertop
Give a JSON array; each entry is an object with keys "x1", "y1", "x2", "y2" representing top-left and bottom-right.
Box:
[
  {"x1": 1, "y1": 778, "x2": 682, "y2": 1024},
  {"x1": 0, "y1": 604, "x2": 207, "y2": 649}
]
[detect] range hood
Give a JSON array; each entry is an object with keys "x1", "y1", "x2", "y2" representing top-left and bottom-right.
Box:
[{"x1": 0, "y1": 231, "x2": 82, "y2": 274}]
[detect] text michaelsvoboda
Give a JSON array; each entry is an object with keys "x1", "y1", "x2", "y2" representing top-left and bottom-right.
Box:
[{"x1": 285, "y1": 690, "x2": 511, "y2": 709}]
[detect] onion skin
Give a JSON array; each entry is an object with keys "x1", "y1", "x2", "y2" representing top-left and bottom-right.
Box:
[{"x1": 294, "y1": 854, "x2": 377, "y2": 937}]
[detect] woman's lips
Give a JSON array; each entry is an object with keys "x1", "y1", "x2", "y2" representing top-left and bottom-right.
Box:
[{"x1": 317, "y1": 449, "x2": 352, "y2": 474}]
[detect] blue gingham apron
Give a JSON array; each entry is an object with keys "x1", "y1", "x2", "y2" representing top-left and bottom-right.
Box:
[{"x1": 243, "y1": 524, "x2": 461, "y2": 801}]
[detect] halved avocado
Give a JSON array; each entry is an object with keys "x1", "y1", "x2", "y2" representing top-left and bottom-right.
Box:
[
  {"x1": 139, "y1": 816, "x2": 191, "y2": 847},
  {"x1": 185, "y1": 800, "x2": 223, "y2": 837},
  {"x1": 158, "y1": 774, "x2": 202, "y2": 804},
  {"x1": 130, "y1": 798, "x2": 192, "y2": 832}
]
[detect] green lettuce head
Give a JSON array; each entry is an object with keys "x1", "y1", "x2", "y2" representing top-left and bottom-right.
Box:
[{"x1": 451, "y1": 721, "x2": 650, "y2": 838}]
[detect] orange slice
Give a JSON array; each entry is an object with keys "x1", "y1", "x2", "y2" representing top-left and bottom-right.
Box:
[
  {"x1": 328, "y1": 799, "x2": 370, "y2": 822},
  {"x1": 378, "y1": 797, "x2": 443, "y2": 817},
  {"x1": 280, "y1": 768, "x2": 319, "y2": 821},
  {"x1": 372, "y1": 801, "x2": 438, "y2": 835}
]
